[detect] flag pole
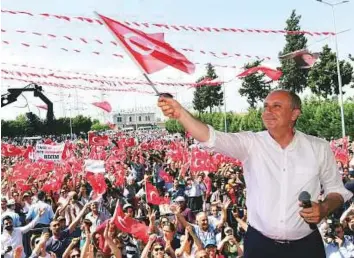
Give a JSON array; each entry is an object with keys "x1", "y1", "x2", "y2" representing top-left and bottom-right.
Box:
[{"x1": 95, "y1": 12, "x2": 171, "y2": 98}]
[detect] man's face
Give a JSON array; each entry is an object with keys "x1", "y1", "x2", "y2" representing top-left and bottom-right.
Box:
[
  {"x1": 197, "y1": 214, "x2": 209, "y2": 231},
  {"x1": 162, "y1": 225, "x2": 174, "y2": 240},
  {"x1": 1, "y1": 201, "x2": 7, "y2": 210},
  {"x1": 125, "y1": 208, "x2": 134, "y2": 218},
  {"x1": 3, "y1": 219, "x2": 13, "y2": 231},
  {"x1": 80, "y1": 186, "x2": 87, "y2": 194},
  {"x1": 152, "y1": 244, "x2": 164, "y2": 258},
  {"x1": 211, "y1": 206, "x2": 218, "y2": 216},
  {"x1": 12, "y1": 192, "x2": 20, "y2": 202},
  {"x1": 50, "y1": 221, "x2": 60, "y2": 234},
  {"x1": 60, "y1": 189, "x2": 67, "y2": 198},
  {"x1": 262, "y1": 91, "x2": 300, "y2": 131},
  {"x1": 90, "y1": 203, "x2": 98, "y2": 212},
  {"x1": 206, "y1": 246, "x2": 217, "y2": 258},
  {"x1": 335, "y1": 226, "x2": 344, "y2": 239},
  {"x1": 173, "y1": 180, "x2": 179, "y2": 188}
]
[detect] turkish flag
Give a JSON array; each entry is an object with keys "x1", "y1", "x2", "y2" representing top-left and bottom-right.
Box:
[
  {"x1": 125, "y1": 137, "x2": 135, "y2": 147},
  {"x1": 112, "y1": 205, "x2": 149, "y2": 243},
  {"x1": 88, "y1": 132, "x2": 109, "y2": 146},
  {"x1": 237, "y1": 66, "x2": 282, "y2": 81},
  {"x1": 279, "y1": 49, "x2": 319, "y2": 69},
  {"x1": 146, "y1": 181, "x2": 170, "y2": 205},
  {"x1": 97, "y1": 13, "x2": 195, "y2": 74},
  {"x1": 86, "y1": 172, "x2": 107, "y2": 195},
  {"x1": 1, "y1": 144, "x2": 23, "y2": 157},
  {"x1": 23, "y1": 145, "x2": 34, "y2": 159},
  {"x1": 42, "y1": 175, "x2": 63, "y2": 193},
  {"x1": 92, "y1": 101, "x2": 112, "y2": 113},
  {"x1": 44, "y1": 138, "x2": 53, "y2": 144},
  {"x1": 160, "y1": 170, "x2": 173, "y2": 183}
]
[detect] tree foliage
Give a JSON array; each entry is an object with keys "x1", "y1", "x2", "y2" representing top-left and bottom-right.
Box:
[
  {"x1": 193, "y1": 63, "x2": 223, "y2": 113},
  {"x1": 91, "y1": 122, "x2": 110, "y2": 131},
  {"x1": 279, "y1": 10, "x2": 308, "y2": 93},
  {"x1": 239, "y1": 60, "x2": 271, "y2": 108},
  {"x1": 1, "y1": 115, "x2": 94, "y2": 137},
  {"x1": 308, "y1": 45, "x2": 353, "y2": 98}
]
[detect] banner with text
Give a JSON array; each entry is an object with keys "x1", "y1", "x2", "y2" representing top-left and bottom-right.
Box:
[{"x1": 35, "y1": 144, "x2": 64, "y2": 161}]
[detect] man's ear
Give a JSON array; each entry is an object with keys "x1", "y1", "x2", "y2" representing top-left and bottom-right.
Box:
[{"x1": 292, "y1": 109, "x2": 301, "y2": 121}]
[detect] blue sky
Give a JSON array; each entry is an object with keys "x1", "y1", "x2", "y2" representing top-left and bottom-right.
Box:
[{"x1": 1, "y1": 0, "x2": 353, "y2": 122}]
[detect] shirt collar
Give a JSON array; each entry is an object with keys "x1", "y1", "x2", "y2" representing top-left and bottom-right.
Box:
[{"x1": 265, "y1": 130, "x2": 299, "y2": 152}]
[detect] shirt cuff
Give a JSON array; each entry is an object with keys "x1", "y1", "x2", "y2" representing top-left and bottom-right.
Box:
[
  {"x1": 326, "y1": 187, "x2": 353, "y2": 203},
  {"x1": 199, "y1": 125, "x2": 216, "y2": 148}
]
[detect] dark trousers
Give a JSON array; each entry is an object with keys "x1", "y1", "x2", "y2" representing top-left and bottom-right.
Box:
[
  {"x1": 244, "y1": 225, "x2": 326, "y2": 258},
  {"x1": 187, "y1": 196, "x2": 203, "y2": 213}
]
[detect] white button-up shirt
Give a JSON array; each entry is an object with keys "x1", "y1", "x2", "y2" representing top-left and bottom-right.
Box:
[
  {"x1": 1, "y1": 215, "x2": 40, "y2": 258},
  {"x1": 202, "y1": 126, "x2": 353, "y2": 240}
]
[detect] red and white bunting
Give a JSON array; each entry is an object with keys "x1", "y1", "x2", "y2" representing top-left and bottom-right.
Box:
[{"x1": 1, "y1": 9, "x2": 335, "y2": 36}]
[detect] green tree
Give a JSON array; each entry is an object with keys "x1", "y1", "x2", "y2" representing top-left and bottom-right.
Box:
[
  {"x1": 240, "y1": 109, "x2": 264, "y2": 131},
  {"x1": 193, "y1": 63, "x2": 223, "y2": 113},
  {"x1": 193, "y1": 78, "x2": 208, "y2": 114},
  {"x1": 279, "y1": 10, "x2": 308, "y2": 93},
  {"x1": 239, "y1": 60, "x2": 271, "y2": 108},
  {"x1": 25, "y1": 112, "x2": 43, "y2": 136},
  {"x1": 91, "y1": 122, "x2": 110, "y2": 131},
  {"x1": 308, "y1": 45, "x2": 353, "y2": 98},
  {"x1": 72, "y1": 115, "x2": 92, "y2": 134}
]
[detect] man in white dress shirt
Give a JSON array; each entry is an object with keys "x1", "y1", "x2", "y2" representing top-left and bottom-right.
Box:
[
  {"x1": 158, "y1": 90, "x2": 353, "y2": 258},
  {"x1": 1, "y1": 209, "x2": 45, "y2": 258}
]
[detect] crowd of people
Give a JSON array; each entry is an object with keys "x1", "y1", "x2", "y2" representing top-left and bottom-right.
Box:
[{"x1": 1, "y1": 127, "x2": 354, "y2": 258}]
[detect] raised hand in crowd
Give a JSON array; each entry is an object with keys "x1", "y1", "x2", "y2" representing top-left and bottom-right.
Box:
[
  {"x1": 103, "y1": 220, "x2": 122, "y2": 258},
  {"x1": 13, "y1": 246, "x2": 23, "y2": 258},
  {"x1": 62, "y1": 237, "x2": 80, "y2": 258}
]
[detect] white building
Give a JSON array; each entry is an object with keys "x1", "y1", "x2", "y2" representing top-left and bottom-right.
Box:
[{"x1": 112, "y1": 111, "x2": 157, "y2": 130}]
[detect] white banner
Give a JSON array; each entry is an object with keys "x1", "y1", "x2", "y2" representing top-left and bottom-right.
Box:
[
  {"x1": 84, "y1": 159, "x2": 105, "y2": 174},
  {"x1": 35, "y1": 144, "x2": 64, "y2": 162}
]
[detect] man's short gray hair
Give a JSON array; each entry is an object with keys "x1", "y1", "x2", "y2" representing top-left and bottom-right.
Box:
[{"x1": 271, "y1": 90, "x2": 302, "y2": 111}]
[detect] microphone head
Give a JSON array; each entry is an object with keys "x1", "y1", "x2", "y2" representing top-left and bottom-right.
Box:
[{"x1": 298, "y1": 191, "x2": 311, "y2": 202}]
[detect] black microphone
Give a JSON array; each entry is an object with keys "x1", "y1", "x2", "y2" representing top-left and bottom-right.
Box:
[{"x1": 298, "y1": 191, "x2": 317, "y2": 230}]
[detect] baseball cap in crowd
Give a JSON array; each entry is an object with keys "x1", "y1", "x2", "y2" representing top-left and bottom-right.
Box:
[
  {"x1": 123, "y1": 203, "x2": 133, "y2": 211},
  {"x1": 1, "y1": 197, "x2": 7, "y2": 203},
  {"x1": 7, "y1": 199, "x2": 15, "y2": 206},
  {"x1": 175, "y1": 196, "x2": 185, "y2": 203},
  {"x1": 23, "y1": 192, "x2": 31, "y2": 198},
  {"x1": 204, "y1": 239, "x2": 217, "y2": 248}
]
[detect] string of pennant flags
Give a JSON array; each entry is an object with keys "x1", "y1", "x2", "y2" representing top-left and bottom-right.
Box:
[
  {"x1": 2, "y1": 41, "x2": 238, "y2": 70},
  {"x1": 1, "y1": 68, "x2": 199, "y2": 87},
  {"x1": 1, "y1": 28, "x2": 272, "y2": 60},
  {"x1": 1, "y1": 9, "x2": 335, "y2": 36},
  {"x1": 1, "y1": 76, "x2": 156, "y2": 94},
  {"x1": 1, "y1": 68, "x2": 230, "y2": 88}
]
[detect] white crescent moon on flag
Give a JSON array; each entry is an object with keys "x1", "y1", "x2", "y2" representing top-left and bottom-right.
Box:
[
  {"x1": 149, "y1": 191, "x2": 158, "y2": 201},
  {"x1": 24, "y1": 164, "x2": 32, "y2": 170},
  {"x1": 6, "y1": 146, "x2": 14, "y2": 154},
  {"x1": 124, "y1": 33, "x2": 155, "y2": 56},
  {"x1": 92, "y1": 136, "x2": 99, "y2": 144}
]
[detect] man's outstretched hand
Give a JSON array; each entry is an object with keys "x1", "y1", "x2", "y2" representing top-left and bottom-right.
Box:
[{"x1": 158, "y1": 96, "x2": 183, "y2": 119}]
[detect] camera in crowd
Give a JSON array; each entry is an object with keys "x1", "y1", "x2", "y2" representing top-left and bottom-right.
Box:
[
  {"x1": 324, "y1": 219, "x2": 339, "y2": 242},
  {"x1": 232, "y1": 204, "x2": 244, "y2": 218}
]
